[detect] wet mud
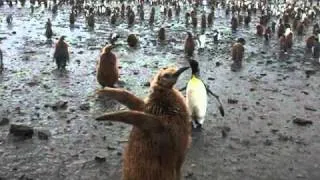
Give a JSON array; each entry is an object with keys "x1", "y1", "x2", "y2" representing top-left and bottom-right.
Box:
[{"x1": 0, "y1": 1, "x2": 320, "y2": 180}]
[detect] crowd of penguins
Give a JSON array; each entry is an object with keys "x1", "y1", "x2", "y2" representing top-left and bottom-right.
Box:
[{"x1": 1, "y1": 0, "x2": 320, "y2": 180}]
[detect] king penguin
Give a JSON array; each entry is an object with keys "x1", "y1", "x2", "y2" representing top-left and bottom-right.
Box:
[{"x1": 182, "y1": 60, "x2": 225, "y2": 129}]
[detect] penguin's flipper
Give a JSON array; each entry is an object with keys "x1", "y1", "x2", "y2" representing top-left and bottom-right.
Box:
[
  {"x1": 96, "y1": 110, "x2": 162, "y2": 132},
  {"x1": 205, "y1": 86, "x2": 225, "y2": 117},
  {"x1": 179, "y1": 86, "x2": 187, "y2": 92},
  {"x1": 97, "y1": 87, "x2": 145, "y2": 111}
]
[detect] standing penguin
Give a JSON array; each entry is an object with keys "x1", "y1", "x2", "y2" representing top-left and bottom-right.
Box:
[
  {"x1": 184, "y1": 32, "x2": 196, "y2": 56},
  {"x1": 96, "y1": 44, "x2": 119, "y2": 88},
  {"x1": 183, "y1": 60, "x2": 224, "y2": 129},
  {"x1": 53, "y1": 36, "x2": 69, "y2": 70},
  {"x1": 45, "y1": 18, "x2": 53, "y2": 39}
]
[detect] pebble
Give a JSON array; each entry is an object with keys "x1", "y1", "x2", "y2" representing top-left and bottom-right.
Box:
[
  {"x1": 264, "y1": 139, "x2": 273, "y2": 146},
  {"x1": 37, "y1": 129, "x2": 51, "y2": 140},
  {"x1": 304, "y1": 105, "x2": 316, "y2": 112},
  {"x1": 0, "y1": 117, "x2": 9, "y2": 126},
  {"x1": 227, "y1": 98, "x2": 238, "y2": 104},
  {"x1": 9, "y1": 124, "x2": 34, "y2": 139},
  {"x1": 94, "y1": 156, "x2": 106, "y2": 162},
  {"x1": 293, "y1": 118, "x2": 313, "y2": 126},
  {"x1": 79, "y1": 103, "x2": 90, "y2": 111}
]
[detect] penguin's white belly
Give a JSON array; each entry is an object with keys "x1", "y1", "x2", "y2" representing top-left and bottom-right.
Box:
[{"x1": 186, "y1": 81, "x2": 207, "y2": 123}]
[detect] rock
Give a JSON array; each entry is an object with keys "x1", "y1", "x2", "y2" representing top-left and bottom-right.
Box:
[
  {"x1": 79, "y1": 103, "x2": 90, "y2": 111},
  {"x1": 94, "y1": 155, "x2": 106, "y2": 162},
  {"x1": 305, "y1": 70, "x2": 316, "y2": 78},
  {"x1": 78, "y1": 51, "x2": 84, "y2": 54},
  {"x1": 51, "y1": 101, "x2": 68, "y2": 110},
  {"x1": 107, "y1": 146, "x2": 116, "y2": 150},
  {"x1": 143, "y1": 82, "x2": 150, "y2": 87},
  {"x1": 37, "y1": 129, "x2": 51, "y2": 140},
  {"x1": 248, "y1": 116, "x2": 253, "y2": 120},
  {"x1": 208, "y1": 77, "x2": 215, "y2": 81},
  {"x1": 9, "y1": 124, "x2": 34, "y2": 138},
  {"x1": 264, "y1": 139, "x2": 273, "y2": 146},
  {"x1": 185, "y1": 171, "x2": 194, "y2": 178},
  {"x1": 221, "y1": 126, "x2": 231, "y2": 138},
  {"x1": 304, "y1": 105, "x2": 316, "y2": 112},
  {"x1": 249, "y1": 88, "x2": 256, "y2": 91},
  {"x1": 227, "y1": 98, "x2": 238, "y2": 104},
  {"x1": 0, "y1": 117, "x2": 9, "y2": 126},
  {"x1": 216, "y1": 61, "x2": 222, "y2": 66},
  {"x1": 293, "y1": 118, "x2": 313, "y2": 126}
]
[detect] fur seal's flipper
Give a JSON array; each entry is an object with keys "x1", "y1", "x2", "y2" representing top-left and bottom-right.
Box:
[
  {"x1": 205, "y1": 85, "x2": 225, "y2": 117},
  {"x1": 96, "y1": 111, "x2": 162, "y2": 132},
  {"x1": 97, "y1": 87, "x2": 145, "y2": 111}
]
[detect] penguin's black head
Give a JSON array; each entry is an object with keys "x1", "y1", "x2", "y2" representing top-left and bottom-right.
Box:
[
  {"x1": 189, "y1": 59, "x2": 200, "y2": 76},
  {"x1": 187, "y1": 32, "x2": 193, "y2": 38},
  {"x1": 237, "y1": 38, "x2": 246, "y2": 45}
]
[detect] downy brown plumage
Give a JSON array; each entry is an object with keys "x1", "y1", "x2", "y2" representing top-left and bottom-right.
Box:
[{"x1": 96, "y1": 66, "x2": 191, "y2": 180}]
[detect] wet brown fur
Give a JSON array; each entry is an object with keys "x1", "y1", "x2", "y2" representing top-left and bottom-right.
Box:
[
  {"x1": 231, "y1": 42, "x2": 244, "y2": 65},
  {"x1": 96, "y1": 45, "x2": 119, "y2": 87},
  {"x1": 256, "y1": 24, "x2": 264, "y2": 36},
  {"x1": 96, "y1": 67, "x2": 191, "y2": 180},
  {"x1": 184, "y1": 32, "x2": 195, "y2": 56},
  {"x1": 306, "y1": 35, "x2": 316, "y2": 49}
]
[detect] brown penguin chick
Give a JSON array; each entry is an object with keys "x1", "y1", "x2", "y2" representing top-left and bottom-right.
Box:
[
  {"x1": 158, "y1": 27, "x2": 166, "y2": 41},
  {"x1": 279, "y1": 35, "x2": 287, "y2": 52},
  {"x1": 264, "y1": 27, "x2": 272, "y2": 41},
  {"x1": 207, "y1": 12, "x2": 213, "y2": 26},
  {"x1": 139, "y1": 8, "x2": 144, "y2": 21},
  {"x1": 296, "y1": 22, "x2": 304, "y2": 36},
  {"x1": 231, "y1": 39, "x2": 245, "y2": 67},
  {"x1": 45, "y1": 18, "x2": 53, "y2": 39},
  {"x1": 70, "y1": 11, "x2": 75, "y2": 25},
  {"x1": 96, "y1": 44, "x2": 119, "y2": 88},
  {"x1": 185, "y1": 12, "x2": 190, "y2": 26},
  {"x1": 127, "y1": 34, "x2": 138, "y2": 47},
  {"x1": 201, "y1": 13, "x2": 206, "y2": 29},
  {"x1": 244, "y1": 15, "x2": 251, "y2": 26},
  {"x1": 87, "y1": 13, "x2": 95, "y2": 28},
  {"x1": 256, "y1": 24, "x2": 264, "y2": 36},
  {"x1": 128, "y1": 10, "x2": 135, "y2": 26},
  {"x1": 149, "y1": 7, "x2": 155, "y2": 25},
  {"x1": 168, "y1": 8, "x2": 172, "y2": 19},
  {"x1": 111, "y1": 13, "x2": 117, "y2": 25},
  {"x1": 313, "y1": 23, "x2": 320, "y2": 35},
  {"x1": 306, "y1": 35, "x2": 316, "y2": 49},
  {"x1": 53, "y1": 36, "x2": 69, "y2": 70},
  {"x1": 121, "y1": 3, "x2": 125, "y2": 18},
  {"x1": 231, "y1": 15, "x2": 238, "y2": 31},
  {"x1": 96, "y1": 66, "x2": 191, "y2": 180},
  {"x1": 285, "y1": 31, "x2": 293, "y2": 49},
  {"x1": 184, "y1": 32, "x2": 195, "y2": 56},
  {"x1": 277, "y1": 23, "x2": 285, "y2": 38}
]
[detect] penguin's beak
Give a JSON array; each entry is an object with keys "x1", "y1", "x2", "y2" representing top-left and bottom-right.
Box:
[{"x1": 172, "y1": 67, "x2": 189, "y2": 79}]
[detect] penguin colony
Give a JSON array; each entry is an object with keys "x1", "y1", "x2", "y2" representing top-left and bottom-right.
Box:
[{"x1": 1, "y1": 0, "x2": 320, "y2": 179}]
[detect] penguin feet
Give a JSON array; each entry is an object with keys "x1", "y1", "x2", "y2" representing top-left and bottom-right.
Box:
[{"x1": 192, "y1": 120, "x2": 203, "y2": 131}]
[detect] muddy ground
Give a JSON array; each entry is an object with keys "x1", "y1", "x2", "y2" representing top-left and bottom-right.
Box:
[{"x1": 0, "y1": 1, "x2": 320, "y2": 180}]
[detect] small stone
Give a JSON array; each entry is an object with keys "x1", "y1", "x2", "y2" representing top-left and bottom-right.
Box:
[
  {"x1": 293, "y1": 118, "x2": 313, "y2": 126},
  {"x1": 185, "y1": 171, "x2": 193, "y2": 178},
  {"x1": 304, "y1": 105, "x2": 316, "y2": 112},
  {"x1": 208, "y1": 77, "x2": 215, "y2": 81},
  {"x1": 249, "y1": 88, "x2": 256, "y2": 91},
  {"x1": 264, "y1": 139, "x2": 273, "y2": 146},
  {"x1": 133, "y1": 70, "x2": 139, "y2": 75},
  {"x1": 79, "y1": 103, "x2": 90, "y2": 111},
  {"x1": 228, "y1": 98, "x2": 238, "y2": 104},
  {"x1": 51, "y1": 101, "x2": 68, "y2": 111},
  {"x1": 271, "y1": 129, "x2": 279, "y2": 133},
  {"x1": 9, "y1": 124, "x2": 34, "y2": 138},
  {"x1": 107, "y1": 146, "x2": 116, "y2": 150},
  {"x1": 78, "y1": 51, "x2": 84, "y2": 54},
  {"x1": 94, "y1": 156, "x2": 106, "y2": 162},
  {"x1": 143, "y1": 82, "x2": 150, "y2": 87},
  {"x1": 117, "y1": 151, "x2": 122, "y2": 156},
  {"x1": 216, "y1": 61, "x2": 222, "y2": 66},
  {"x1": 0, "y1": 117, "x2": 9, "y2": 126},
  {"x1": 37, "y1": 129, "x2": 51, "y2": 140},
  {"x1": 248, "y1": 116, "x2": 253, "y2": 120}
]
